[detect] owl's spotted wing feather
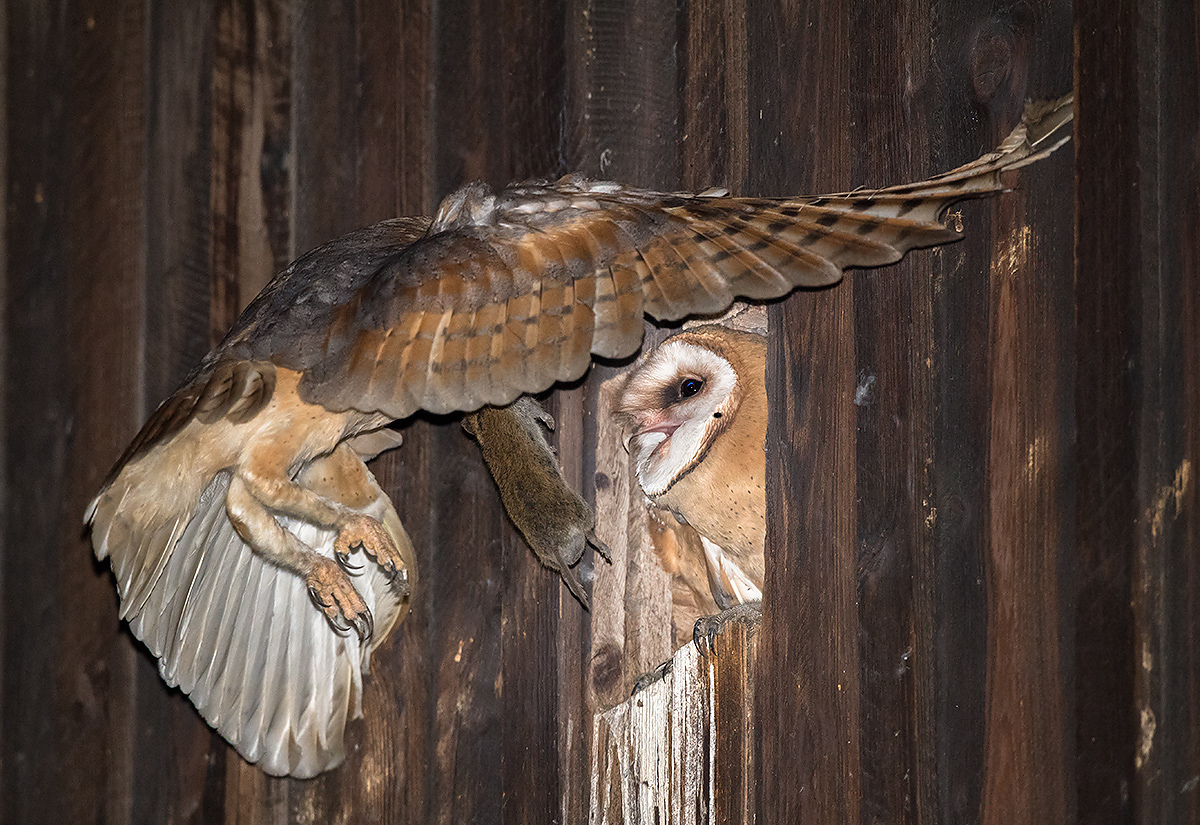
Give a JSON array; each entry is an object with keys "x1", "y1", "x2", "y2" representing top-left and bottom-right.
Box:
[{"x1": 257, "y1": 95, "x2": 1070, "y2": 421}]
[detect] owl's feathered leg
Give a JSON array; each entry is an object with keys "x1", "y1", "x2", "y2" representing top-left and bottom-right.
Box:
[
  {"x1": 224, "y1": 473, "x2": 372, "y2": 638},
  {"x1": 225, "y1": 447, "x2": 410, "y2": 639}
]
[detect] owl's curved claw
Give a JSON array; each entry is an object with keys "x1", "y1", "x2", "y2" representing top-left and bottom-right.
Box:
[
  {"x1": 631, "y1": 658, "x2": 673, "y2": 695},
  {"x1": 530, "y1": 404, "x2": 556, "y2": 431},
  {"x1": 381, "y1": 558, "x2": 399, "y2": 583},
  {"x1": 307, "y1": 584, "x2": 327, "y2": 609},
  {"x1": 308, "y1": 586, "x2": 352, "y2": 636},
  {"x1": 306, "y1": 557, "x2": 374, "y2": 641},
  {"x1": 351, "y1": 607, "x2": 374, "y2": 642},
  {"x1": 335, "y1": 546, "x2": 363, "y2": 573},
  {"x1": 335, "y1": 514, "x2": 409, "y2": 600},
  {"x1": 693, "y1": 601, "x2": 762, "y2": 657}
]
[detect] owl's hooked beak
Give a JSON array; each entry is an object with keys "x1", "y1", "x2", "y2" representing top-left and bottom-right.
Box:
[{"x1": 623, "y1": 415, "x2": 686, "y2": 454}]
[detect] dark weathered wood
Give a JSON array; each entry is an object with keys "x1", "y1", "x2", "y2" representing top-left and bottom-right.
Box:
[
  {"x1": 752, "y1": 3, "x2": 862, "y2": 823},
  {"x1": 679, "y1": 0, "x2": 748, "y2": 193},
  {"x1": 1139, "y1": 2, "x2": 1200, "y2": 820},
  {"x1": 1073, "y1": 1, "x2": 1144, "y2": 823},
  {"x1": 4, "y1": 3, "x2": 151, "y2": 824},
  {"x1": 569, "y1": 0, "x2": 681, "y2": 188},
  {"x1": 0, "y1": 4, "x2": 6, "y2": 809},
  {"x1": 140, "y1": 1, "x2": 228, "y2": 820},
  {"x1": 848, "y1": 6, "x2": 936, "y2": 823},
  {"x1": 978, "y1": 9, "x2": 1075, "y2": 825},
  {"x1": 4, "y1": 4, "x2": 72, "y2": 822},
  {"x1": 2, "y1": 0, "x2": 1193, "y2": 822},
  {"x1": 1075, "y1": 1, "x2": 1200, "y2": 823},
  {"x1": 357, "y1": 0, "x2": 431, "y2": 223}
]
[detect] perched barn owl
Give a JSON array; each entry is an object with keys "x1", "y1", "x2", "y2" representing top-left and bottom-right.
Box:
[
  {"x1": 616, "y1": 325, "x2": 767, "y2": 611},
  {"x1": 87, "y1": 96, "x2": 1073, "y2": 776}
]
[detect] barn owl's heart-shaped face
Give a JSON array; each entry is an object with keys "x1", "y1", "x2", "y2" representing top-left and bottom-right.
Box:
[{"x1": 618, "y1": 339, "x2": 740, "y2": 497}]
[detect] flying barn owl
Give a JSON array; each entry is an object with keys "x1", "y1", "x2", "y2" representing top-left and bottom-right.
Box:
[
  {"x1": 616, "y1": 325, "x2": 767, "y2": 613},
  {"x1": 86, "y1": 96, "x2": 1073, "y2": 776}
]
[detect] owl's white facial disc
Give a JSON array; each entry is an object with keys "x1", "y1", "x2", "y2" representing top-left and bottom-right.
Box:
[{"x1": 622, "y1": 341, "x2": 739, "y2": 497}]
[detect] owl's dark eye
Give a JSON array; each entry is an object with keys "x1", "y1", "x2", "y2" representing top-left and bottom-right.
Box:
[{"x1": 678, "y1": 377, "x2": 704, "y2": 399}]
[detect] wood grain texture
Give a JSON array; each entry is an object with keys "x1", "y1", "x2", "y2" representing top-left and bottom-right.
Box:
[
  {"x1": 3, "y1": 1, "x2": 150, "y2": 823},
  {"x1": 591, "y1": 620, "x2": 758, "y2": 824},
  {"x1": 977, "y1": 8, "x2": 1075, "y2": 825},
  {"x1": 2, "y1": 0, "x2": 1192, "y2": 823},
  {"x1": 0, "y1": 0, "x2": 6, "y2": 806},
  {"x1": 752, "y1": 2, "x2": 862, "y2": 823},
  {"x1": 140, "y1": 1, "x2": 229, "y2": 820},
  {"x1": 848, "y1": 5, "x2": 936, "y2": 823},
  {"x1": 1072, "y1": 0, "x2": 1142, "y2": 821},
  {"x1": 1076, "y1": 0, "x2": 1200, "y2": 823},
  {"x1": 1140, "y1": 1, "x2": 1200, "y2": 818}
]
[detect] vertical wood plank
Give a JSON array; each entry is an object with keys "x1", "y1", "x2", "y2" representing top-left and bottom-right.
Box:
[
  {"x1": 1073, "y1": 1, "x2": 1141, "y2": 823},
  {"x1": 924, "y1": 10, "x2": 994, "y2": 815},
  {"x1": 980, "y1": 133, "x2": 1074, "y2": 825},
  {"x1": 973, "y1": 10, "x2": 1077, "y2": 825},
  {"x1": 1132, "y1": 0, "x2": 1200, "y2": 818},
  {"x1": 291, "y1": 0, "x2": 357, "y2": 252},
  {"x1": 354, "y1": 2, "x2": 433, "y2": 822},
  {"x1": 4, "y1": 1, "x2": 150, "y2": 823},
  {"x1": 679, "y1": 0, "x2": 748, "y2": 193},
  {"x1": 752, "y1": 1, "x2": 861, "y2": 822},
  {"x1": 140, "y1": 2, "x2": 231, "y2": 821},
  {"x1": 1138, "y1": 1, "x2": 1200, "y2": 818},
  {"x1": 0, "y1": 0, "x2": 7, "y2": 801},
  {"x1": 976, "y1": 10, "x2": 1075, "y2": 825},
  {"x1": 570, "y1": 0, "x2": 681, "y2": 188},
  {"x1": 4, "y1": 4, "x2": 72, "y2": 822},
  {"x1": 847, "y1": 4, "x2": 936, "y2": 823}
]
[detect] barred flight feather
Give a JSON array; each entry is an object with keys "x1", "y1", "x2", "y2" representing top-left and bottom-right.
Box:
[{"x1": 86, "y1": 94, "x2": 1071, "y2": 777}]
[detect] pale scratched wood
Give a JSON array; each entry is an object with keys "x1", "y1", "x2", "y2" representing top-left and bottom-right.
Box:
[
  {"x1": 590, "y1": 618, "x2": 759, "y2": 825},
  {"x1": 591, "y1": 643, "x2": 708, "y2": 825}
]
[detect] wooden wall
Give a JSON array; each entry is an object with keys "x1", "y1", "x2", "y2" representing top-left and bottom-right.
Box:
[{"x1": 3, "y1": 0, "x2": 1196, "y2": 823}]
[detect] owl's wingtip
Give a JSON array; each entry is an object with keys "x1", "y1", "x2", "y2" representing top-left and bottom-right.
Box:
[{"x1": 1022, "y1": 92, "x2": 1075, "y2": 151}]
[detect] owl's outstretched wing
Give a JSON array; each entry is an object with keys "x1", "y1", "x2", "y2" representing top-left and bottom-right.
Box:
[
  {"x1": 123, "y1": 95, "x2": 1070, "y2": 463},
  {"x1": 237, "y1": 95, "x2": 1070, "y2": 422}
]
